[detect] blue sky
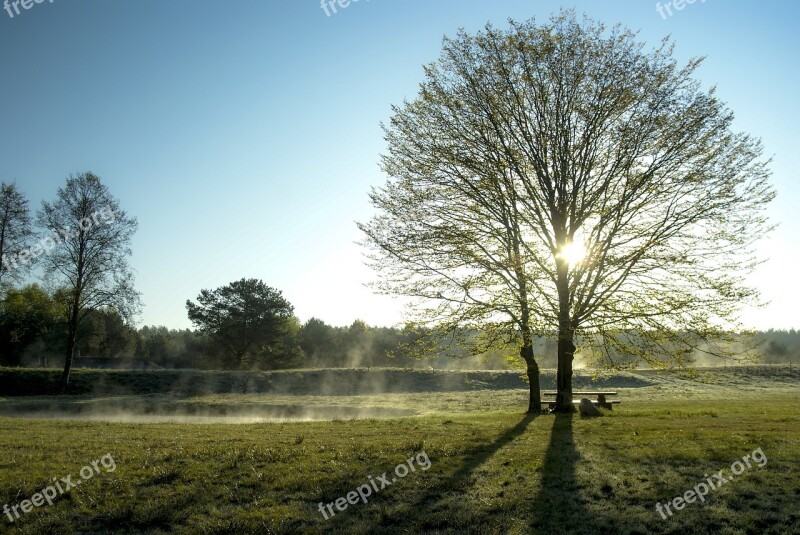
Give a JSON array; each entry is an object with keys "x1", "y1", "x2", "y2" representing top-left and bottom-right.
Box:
[{"x1": 1, "y1": 0, "x2": 797, "y2": 330}]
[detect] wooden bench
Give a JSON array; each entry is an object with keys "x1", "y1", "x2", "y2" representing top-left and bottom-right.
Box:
[{"x1": 542, "y1": 391, "x2": 621, "y2": 410}]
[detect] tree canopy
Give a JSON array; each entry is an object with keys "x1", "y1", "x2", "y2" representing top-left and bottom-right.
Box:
[
  {"x1": 186, "y1": 278, "x2": 297, "y2": 369},
  {"x1": 359, "y1": 11, "x2": 774, "y2": 412}
]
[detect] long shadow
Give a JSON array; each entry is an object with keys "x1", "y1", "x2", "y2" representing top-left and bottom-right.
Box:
[
  {"x1": 389, "y1": 412, "x2": 538, "y2": 532},
  {"x1": 530, "y1": 413, "x2": 607, "y2": 533},
  {"x1": 318, "y1": 412, "x2": 538, "y2": 533},
  {"x1": 317, "y1": 411, "x2": 630, "y2": 534}
]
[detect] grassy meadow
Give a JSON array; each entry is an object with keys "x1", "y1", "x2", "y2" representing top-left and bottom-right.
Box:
[{"x1": 0, "y1": 366, "x2": 797, "y2": 534}]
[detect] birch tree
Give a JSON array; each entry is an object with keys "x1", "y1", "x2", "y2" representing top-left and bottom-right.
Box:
[{"x1": 38, "y1": 172, "x2": 140, "y2": 391}]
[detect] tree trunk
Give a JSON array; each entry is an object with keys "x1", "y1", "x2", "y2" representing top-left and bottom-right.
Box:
[
  {"x1": 519, "y1": 314, "x2": 542, "y2": 414},
  {"x1": 0, "y1": 214, "x2": 7, "y2": 286},
  {"x1": 522, "y1": 342, "x2": 542, "y2": 413},
  {"x1": 553, "y1": 257, "x2": 576, "y2": 413},
  {"x1": 60, "y1": 290, "x2": 81, "y2": 393},
  {"x1": 554, "y1": 322, "x2": 576, "y2": 412},
  {"x1": 60, "y1": 325, "x2": 77, "y2": 393}
]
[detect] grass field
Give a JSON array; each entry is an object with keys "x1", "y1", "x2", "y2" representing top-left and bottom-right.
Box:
[{"x1": 0, "y1": 366, "x2": 798, "y2": 534}]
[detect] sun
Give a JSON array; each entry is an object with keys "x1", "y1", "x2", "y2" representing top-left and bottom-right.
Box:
[{"x1": 558, "y1": 239, "x2": 587, "y2": 265}]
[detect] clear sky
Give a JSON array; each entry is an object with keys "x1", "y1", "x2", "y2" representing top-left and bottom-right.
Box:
[{"x1": 1, "y1": 0, "x2": 797, "y2": 330}]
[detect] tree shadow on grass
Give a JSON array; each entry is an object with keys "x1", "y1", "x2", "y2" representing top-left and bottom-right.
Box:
[
  {"x1": 319, "y1": 412, "x2": 622, "y2": 534},
  {"x1": 408, "y1": 411, "x2": 539, "y2": 532},
  {"x1": 529, "y1": 413, "x2": 611, "y2": 534},
  {"x1": 314, "y1": 412, "x2": 538, "y2": 533},
  {"x1": 349, "y1": 412, "x2": 540, "y2": 533}
]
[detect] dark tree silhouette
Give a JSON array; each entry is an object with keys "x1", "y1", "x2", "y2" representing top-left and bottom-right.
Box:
[{"x1": 186, "y1": 278, "x2": 295, "y2": 369}]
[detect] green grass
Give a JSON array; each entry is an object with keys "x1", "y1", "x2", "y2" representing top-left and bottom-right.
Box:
[{"x1": 0, "y1": 369, "x2": 798, "y2": 534}]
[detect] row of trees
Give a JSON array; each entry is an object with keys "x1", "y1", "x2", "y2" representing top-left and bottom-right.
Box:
[
  {"x1": 4, "y1": 279, "x2": 796, "y2": 371},
  {"x1": 1, "y1": 281, "x2": 495, "y2": 370}
]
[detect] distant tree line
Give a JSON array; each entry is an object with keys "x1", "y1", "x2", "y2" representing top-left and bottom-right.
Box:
[
  {"x1": 758, "y1": 329, "x2": 800, "y2": 363},
  {"x1": 0, "y1": 281, "x2": 520, "y2": 370},
  {"x1": 4, "y1": 281, "x2": 797, "y2": 370}
]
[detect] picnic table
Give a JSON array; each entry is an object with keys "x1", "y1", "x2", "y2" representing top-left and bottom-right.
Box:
[{"x1": 541, "y1": 391, "x2": 621, "y2": 410}]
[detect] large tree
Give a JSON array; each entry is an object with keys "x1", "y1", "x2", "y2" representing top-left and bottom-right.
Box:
[
  {"x1": 359, "y1": 12, "x2": 774, "y2": 412},
  {"x1": 37, "y1": 172, "x2": 140, "y2": 391},
  {"x1": 0, "y1": 182, "x2": 35, "y2": 286},
  {"x1": 186, "y1": 278, "x2": 296, "y2": 369}
]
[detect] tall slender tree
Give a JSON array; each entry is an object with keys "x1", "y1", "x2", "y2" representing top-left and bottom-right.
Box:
[
  {"x1": 37, "y1": 172, "x2": 140, "y2": 391},
  {"x1": 359, "y1": 12, "x2": 774, "y2": 412},
  {"x1": 0, "y1": 182, "x2": 35, "y2": 286}
]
